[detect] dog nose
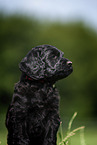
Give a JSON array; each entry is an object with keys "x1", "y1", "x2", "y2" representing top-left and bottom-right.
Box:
[{"x1": 66, "y1": 61, "x2": 72, "y2": 66}]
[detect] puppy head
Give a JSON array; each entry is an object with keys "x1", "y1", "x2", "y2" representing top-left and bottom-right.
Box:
[{"x1": 19, "y1": 45, "x2": 73, "y2": 82}]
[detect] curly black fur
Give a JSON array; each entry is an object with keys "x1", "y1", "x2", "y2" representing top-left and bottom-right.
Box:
[{"x1": 6, "y1": 45, "x2": 73, "y2": 145}]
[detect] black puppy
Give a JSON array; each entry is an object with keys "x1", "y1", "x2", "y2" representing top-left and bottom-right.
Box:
[{"x1": 6, "y1": 45, "x2": 73, "y2": 145}]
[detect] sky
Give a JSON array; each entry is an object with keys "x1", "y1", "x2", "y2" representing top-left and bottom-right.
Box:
[{"x1": 0, "y1": 0, "x2": 97, "y2": 29}]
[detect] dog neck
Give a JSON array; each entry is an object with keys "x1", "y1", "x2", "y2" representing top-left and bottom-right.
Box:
[
  {"x1": 20, "y1": 73, "x2": 56, "y2": 86},
  {"x1": 25, "y1": 75, "x2": 45, "y2": 84}
]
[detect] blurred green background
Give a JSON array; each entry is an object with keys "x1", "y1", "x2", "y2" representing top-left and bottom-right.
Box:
[{"x1": 0, "y1": 2, "x2": 97, "y2": 144}]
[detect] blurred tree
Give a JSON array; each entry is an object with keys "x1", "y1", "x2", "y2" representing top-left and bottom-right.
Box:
[
  {"x1": 0, "y1": 14, "x2": 40, "y2": 104},
  {"x1": 0, "y1": 13, "x2": 97, "y2": 119},
  {"x1": 39, "y1": 22, "x2": 97, "y2": 118}
]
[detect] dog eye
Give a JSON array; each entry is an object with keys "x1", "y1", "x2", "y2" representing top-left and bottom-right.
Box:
[
  {"x1": 54, "y1": 56, "x2": 57, "y2": 59},
  {"x1": 52, "y1": 55, "x2": 57, "y2": 59},
  {"x1": 50, "y1": 54, "x2": 58, "y2": 60},
  {"x1": 47, "y1": 50, "x2": 60, "y2": 61}
]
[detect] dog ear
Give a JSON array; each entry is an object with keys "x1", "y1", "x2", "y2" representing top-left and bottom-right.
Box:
[{"x1": 19, "y1": 48, "x2": 45, "y2": 80}]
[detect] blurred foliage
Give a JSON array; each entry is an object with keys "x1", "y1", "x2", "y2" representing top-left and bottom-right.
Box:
[{"x1": 0, "y1": 13, "x2": 97, "y2": 119}]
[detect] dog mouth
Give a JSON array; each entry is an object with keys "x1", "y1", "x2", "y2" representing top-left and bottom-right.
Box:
[
  {"x1": 62, "y1": 59, "x2": 73, "y2": 71},
  {"x1": 66, "y1": 64, "x2": 73, "y2": 73},
  {"x1": 50, "y1": 59, "x2": 73, "y2": 81},
  {"x1": 57, "y1": 60, "x2": 73, "y2": 79},
  {"x1": 65, "y1": 60, "x2": 73, "y2": 75}
]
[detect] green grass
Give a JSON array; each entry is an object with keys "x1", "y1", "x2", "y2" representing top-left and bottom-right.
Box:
[
  {"x1": 57, "y1": 112, "x2": 86, "y2": 145},
  {"x1": 70, "y1": 128, "x2": 97, "y2": 145},
  {"x1": 57, "y1": 112, "x2": 97, "y2": 145},
  {"x1": 0, "y1": 130, "x2": 7, "y2": 145},
  {"x1": 0, "y1": 112, "x2": 7, "y2": 145},
  {"x1": 0, "y1": 128, "x2": 97, "y2": 145},
  {"x1": 0, "y1": 112, "x2": 97, "y2": 145}
]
